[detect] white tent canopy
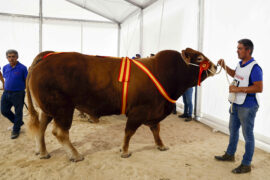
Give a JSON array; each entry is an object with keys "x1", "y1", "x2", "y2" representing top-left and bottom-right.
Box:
[{"x1": 0, "y1": 0, "x2": 270, "y2": 152}]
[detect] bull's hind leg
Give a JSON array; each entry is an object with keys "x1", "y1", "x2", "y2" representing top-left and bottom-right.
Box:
[
  {"x1": 52, "y1": 109, "x2": 84, "y2": 162},
  {"x1": 121, "y1": 120, "x2": 141, "y2": 158},
  {"x1": 35, "y1": 112, "x2": 52, "y2": 159},
  {"x1": 52, "y1": 124, "x2": 84, "y2": 162},
  {"x1": 149, "y1": 123, "x2": 169, "y2": 151}
]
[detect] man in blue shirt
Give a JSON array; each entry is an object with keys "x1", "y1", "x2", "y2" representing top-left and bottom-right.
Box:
[
  {"x1": 214, "y1": 39, "x2": 263, "y2": 174},
  {"x1": 1, "y1": 49, "x2": 28, "y2": 139}
]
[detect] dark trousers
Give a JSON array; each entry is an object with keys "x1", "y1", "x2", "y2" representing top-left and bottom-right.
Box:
[{"x1": 1, "y1": 91, "x2": 25, "y2": 133}]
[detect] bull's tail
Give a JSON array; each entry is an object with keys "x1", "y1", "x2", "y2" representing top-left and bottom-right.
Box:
[
  {"x1": 26, "y1": 51, "x2": 54, "y2": 137},
  {"x1": 26, "y1": 77, "x2": 40, "y2": 137}
]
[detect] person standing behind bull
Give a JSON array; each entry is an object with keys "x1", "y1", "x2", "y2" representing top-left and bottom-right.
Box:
[
  {"x1": 178, "y1": 87, "x2": 193, "y2": 121},
  {"x1": 1, "y1": 50, "x2": 28, "y2": 139},
  {"x1": 215, "y1": 39, "x2": 263, "y2": 174}
]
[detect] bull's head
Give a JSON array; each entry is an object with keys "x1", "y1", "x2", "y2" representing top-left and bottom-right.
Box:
[{"x1": 181, "y1": 48, "x2": 217, "y2": 85}]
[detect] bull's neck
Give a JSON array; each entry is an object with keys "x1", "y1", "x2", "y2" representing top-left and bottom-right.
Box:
[{"x1": 173, "y1": 64, "x2": 199, "y2": 99}]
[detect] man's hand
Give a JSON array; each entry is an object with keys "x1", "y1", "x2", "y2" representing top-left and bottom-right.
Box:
[
  {"x1": 229, "y1": 85, "x2": 239, "y2": 93},
  {"x1": 218, "y1": 59, "x2": 225, "y2": 69},
  {"x1": 218, "y1": 59, "x2": 235, "y2": 78}
]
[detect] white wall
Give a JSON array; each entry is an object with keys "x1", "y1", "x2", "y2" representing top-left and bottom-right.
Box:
[
  {"x1": 43, "y1": 20, "x2": 118, "y2": 56},
  {"x1": 120, "y1": 0, "x2": 199, "y2": 58},
  {"x1": 142, "y1": 0, "x2": 198, "y2": 56},
  {"x1": 202, "y1": 0, "x2": 270, "y2": 140},
  {"x1": 0, "y1": 0, "x2": 118, "y2": 71},
  {"x1": 120, "y1": 0, "x2": 199, "y2": 104},
  {"x1": 120, "y1": 10, "x2": 141, "y2": 58},
  {"x1": 0, "y1": 16, "x2": 39, "y2": 69}
]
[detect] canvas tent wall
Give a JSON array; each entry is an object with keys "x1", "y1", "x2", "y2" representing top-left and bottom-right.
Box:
[
  {"x1": 0, "y1": 0, "x2": 270, "y2": 152},
  {"x1": 0, "y1": 0, "x2": 118, "y2": 69}
]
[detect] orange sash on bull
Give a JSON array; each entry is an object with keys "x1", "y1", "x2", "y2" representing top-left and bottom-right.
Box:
[
  {"x1": 118, "y1": 57, "x2": 131, "y2": 114},
  {"x1": 131, "y1": 59, "x2": 176, "y2": 104},
  {"x1": 118, "y1": 57, "x2": 176, "y2": 114}
]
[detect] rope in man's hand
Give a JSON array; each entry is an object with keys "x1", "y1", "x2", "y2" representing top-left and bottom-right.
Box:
[{"x1": 216, "y1": 59, "x2": 235, "y2": 112}]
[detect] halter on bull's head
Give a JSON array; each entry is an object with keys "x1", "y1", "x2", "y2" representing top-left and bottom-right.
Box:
[{"x1": 181, "y1": 48, "x2": 217, "y2": 85}]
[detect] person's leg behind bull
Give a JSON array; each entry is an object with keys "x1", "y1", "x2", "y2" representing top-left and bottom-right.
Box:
[
  {"x1": 184, "y1": 87, "x2": 193, "y2": 122},
  {"x1": 178, "y1": 89, "x2": 189, "y2": 119}
]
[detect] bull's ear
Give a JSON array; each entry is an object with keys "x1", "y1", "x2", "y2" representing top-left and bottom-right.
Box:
[{"x1": 181, "y1": 49, "x2": 191, "y2": 64}]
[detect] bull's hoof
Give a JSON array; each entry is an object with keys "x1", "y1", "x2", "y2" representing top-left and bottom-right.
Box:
[
  {"x1": 79, "y1": 114, "x2": 87, "y2": 118},
  {"x1": 121, "y1": 152, "x2": 132, "y2": 158},
  {"x1": 70, "y1": 154, "x2": 84, "y2": 162},
  {"x1": 88, "y1": 118, "x2": 99, "y2": 123},
  {"x1": 40, "y1": 154, "x2": 51, "y2": 159},
  {"x1": 157, "y1": 146, "x2": 169, "y2": 151}
]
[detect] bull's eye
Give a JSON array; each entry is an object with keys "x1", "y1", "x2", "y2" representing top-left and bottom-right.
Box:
[{"x1": 197, "y1": 55, "x2": 204, "y2": 62}]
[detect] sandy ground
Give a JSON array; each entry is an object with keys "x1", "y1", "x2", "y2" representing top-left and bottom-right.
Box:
[{"x1": 0, "y1": 99, "x2": 270, "y2": 179}]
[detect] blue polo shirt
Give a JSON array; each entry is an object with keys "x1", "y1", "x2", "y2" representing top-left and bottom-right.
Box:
[
  {"x1": 3, "y1": 62, "x2": 28, "y2": 91},
  {"x1": 234, "y1": 58, "x2": 263, "y2": 108}
]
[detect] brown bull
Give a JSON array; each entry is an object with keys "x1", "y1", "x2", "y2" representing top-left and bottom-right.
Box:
[{"x1": 26, "y1": 48, "x2": 217, "y2": 162}]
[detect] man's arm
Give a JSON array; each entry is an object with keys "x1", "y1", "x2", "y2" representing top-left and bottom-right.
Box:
[
  {"x1": 230, "y1": 65, "x2": 263, "y2": 93},
  {"x1": 218, "y1": 59, "x2": 235, "y2": 78},
  {"x1": 230, "y1": 81, "x2": 263, "y2": 93}
]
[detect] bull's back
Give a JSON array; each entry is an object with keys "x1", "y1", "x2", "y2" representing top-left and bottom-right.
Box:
[{"x1": 29, "y1": 53, "x2": 123, "y2": 116}]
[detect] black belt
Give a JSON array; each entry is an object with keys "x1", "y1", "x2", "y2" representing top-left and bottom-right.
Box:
[{"x1": 4, "y1": 90, "x2": 24, "y2": 93}]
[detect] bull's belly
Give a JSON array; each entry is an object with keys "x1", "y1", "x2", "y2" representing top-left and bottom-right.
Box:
[{"x1": 75, "y1": 104, "x2": 121, "y2": 118}]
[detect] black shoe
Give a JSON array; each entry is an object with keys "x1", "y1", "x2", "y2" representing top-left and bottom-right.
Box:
[
  {"x1": 178, "y1": 114, "x2": 188, "y2": 118},
  {"x1": 184, "y1": 117, "x2": 192, "y2": 122},
  {"x1": 214, "y1": 152, "x2": 235, "y2": 161},
  {"x1": 172, "y1": 110, "x2": 177, "y2": 114},
  {"x1": 232, "y1": 164, "x2": 251, "y2": 174},
  {"x1": 11, "y1": 131, "x2": 20, "y2": 139}
]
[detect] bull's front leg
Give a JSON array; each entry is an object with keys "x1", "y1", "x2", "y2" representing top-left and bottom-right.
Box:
[
  {"x1": 121, "y1": 121, "x2": 141, "y2": 158},
  {"x1": 150, "y1": 123, "x2": 169, "y2": 151}
]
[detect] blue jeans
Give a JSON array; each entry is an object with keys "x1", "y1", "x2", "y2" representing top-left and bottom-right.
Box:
[
  {"x1": 183, "y1": 88, "x2": 193, "y2": 117},
  {"x1": 1, "y1": 91, "x2": 25, "y2": 133},
  {"x1": 226, "y1": 104, "x2": 259, "y2": 166}
]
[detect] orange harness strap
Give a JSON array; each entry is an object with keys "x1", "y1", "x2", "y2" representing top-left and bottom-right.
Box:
[
  {"x1": 131, "y1": 59, "x2": 176, "y2": 104},
  {"x1": 42, "y1": 52, "x2": 65, "y2": 59},
  {"x1": 118, "y1": 57, "x2": 131, "y2": 114},
  {"x1": 118, "y1": 57, "x2": 176, "y2": 114}
]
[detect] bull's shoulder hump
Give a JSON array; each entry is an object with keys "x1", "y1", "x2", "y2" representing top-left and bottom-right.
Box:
[{"x1": 156, "y1": 50, "x2": 180, "y2": 56}]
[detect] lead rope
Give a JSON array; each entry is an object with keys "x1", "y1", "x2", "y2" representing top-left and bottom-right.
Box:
[{"x1": 219, "y1": 60, "x2": 235, "y2": 113}]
